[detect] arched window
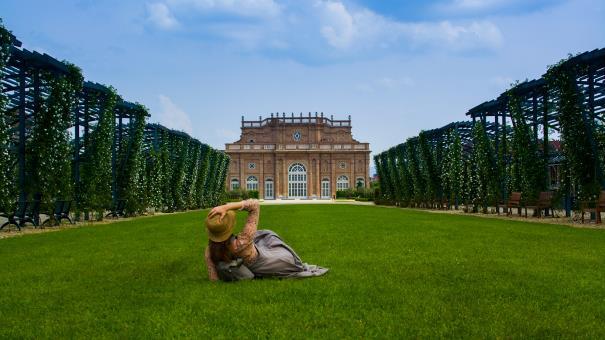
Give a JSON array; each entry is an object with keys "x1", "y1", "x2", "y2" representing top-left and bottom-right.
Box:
[
  {"x1": 321, "y1": 178, "x2": 330, "y2": 198},
  {"x1": 246, "y1": 176, "x2": 258, "y2": 191},
  {"x1": 356, "y1": 177, "x2": 365, "y2": 189},
  {"x1": 230, "y1": 178, "x2": 240, "y2": 190},
  {"x1": 288, "y1": 163, "x2": 307, "y2": 198},
  {"x1": 337, "y1": 175, "x2": 349, "y2": 191}
]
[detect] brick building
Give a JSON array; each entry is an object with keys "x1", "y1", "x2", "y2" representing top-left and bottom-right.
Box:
[{"x1": 224, "y1": 113, "x2": 371, "y2": 199}]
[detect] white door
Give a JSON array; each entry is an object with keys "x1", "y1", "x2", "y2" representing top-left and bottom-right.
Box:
[
  {"x1": 265, "y1": 179, "x2": 274, "y2": 199},
  {"x1": 288, "y1": 163, "x2": 307, "y2": 198},
  {"x1": 321, "y1": 179, "x2": 330, "y2": 199}
]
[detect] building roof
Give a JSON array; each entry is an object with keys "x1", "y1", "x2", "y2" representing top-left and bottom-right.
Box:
[{"x1": 241, "y1": 113, "x2": 352, "y2": 128}]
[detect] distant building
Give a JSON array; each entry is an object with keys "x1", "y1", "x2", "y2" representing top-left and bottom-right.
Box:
[{"x1": 224, "y1": 113, "x2": 371, "y2": 199}]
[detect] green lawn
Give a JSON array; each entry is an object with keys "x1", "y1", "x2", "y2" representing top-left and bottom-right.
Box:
[{"x1": 1, "y1": 205, "x2": 604, "y2": 338}]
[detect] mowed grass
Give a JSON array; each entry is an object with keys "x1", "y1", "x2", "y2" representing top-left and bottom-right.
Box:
[{"x1": 1, "y1": 205, "x2": 605, "y2": 338}]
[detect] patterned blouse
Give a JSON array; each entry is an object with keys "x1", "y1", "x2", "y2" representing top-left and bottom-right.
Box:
[{"x1": 205, "y1": 199, "x2": 260, "y2": 281}]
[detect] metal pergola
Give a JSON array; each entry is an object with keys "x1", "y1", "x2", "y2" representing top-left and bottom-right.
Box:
[
  {"x1": 466, "y1": 47, "x2": 605, "y2": 186},
  {"x1": 2, "y1": 36, "x2": 71, "y2": 201},
  {"x1": 1, "y1": 32, "x2": 209, "y2": 209}
]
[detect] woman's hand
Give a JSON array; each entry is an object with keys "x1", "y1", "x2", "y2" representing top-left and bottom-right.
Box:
[
  {"x1": 209, "y1": 205, "x2": 229, "y2": 221},
  {"x1": 208, "y1": 200, "x2": 246, "y2": 221}
]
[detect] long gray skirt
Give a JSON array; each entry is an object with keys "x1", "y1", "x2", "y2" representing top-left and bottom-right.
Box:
[{"x1": 246, "y1": 230, "x2": 329, "y2": 278}]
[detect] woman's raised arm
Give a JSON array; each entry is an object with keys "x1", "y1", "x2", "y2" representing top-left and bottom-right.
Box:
[
  {"x1": 239, "y1": 199, "x2": 260, "y2": 238},
  {"x1": 208, "y1": 201, "x2": 245, "y2": 220}
]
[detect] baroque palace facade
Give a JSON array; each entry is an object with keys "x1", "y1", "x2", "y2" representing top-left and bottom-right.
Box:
[{"x1": 224, "y1": 113, "x2": 371, "y2": 199}]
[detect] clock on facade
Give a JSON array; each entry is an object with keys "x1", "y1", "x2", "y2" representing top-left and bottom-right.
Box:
[
  {"x1": 339, "y1": 161, "x2": 346, "y2": 169},
  {"x1": 293, "y1": 131, "x2": 301, "y2": 141},
  {"x1": 248, "y1": 162, "x2": 256, "y2": 169}
]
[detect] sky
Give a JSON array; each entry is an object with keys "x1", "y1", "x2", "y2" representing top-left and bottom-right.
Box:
[{"x1": 1, "y1": 0, "x2": 603, "y2": 171}]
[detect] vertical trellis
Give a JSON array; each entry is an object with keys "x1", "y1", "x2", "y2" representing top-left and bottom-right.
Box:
[
  {"x1": 375, "y1": 48, "x2": 605, "y2": 213},
  {"x1": 0, "y1": 21, "x2": 16, "y2": 212},
  {"x1": 1, "y1": 22, "x2": 230, "y2": 222}
]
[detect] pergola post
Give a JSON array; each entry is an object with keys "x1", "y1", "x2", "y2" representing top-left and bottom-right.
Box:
[
  {"x1": 111, "y1": 114, "x2": 121, "y2": 205},
  {"x1": 588, "y1": 66, "x2": 603, "y2": 188},
  {"x1": 74, "y1": 94, "x2": 84, "y2": 205},
  {"x1": 542, "y1": 90, "x2": 549, "y2": 169},
  {"x1": 532, "y1": 93, "x2": 538, "y2": 141},
  {"x1": 18, "y1": 68, "x2": 26, "y2": 201}
]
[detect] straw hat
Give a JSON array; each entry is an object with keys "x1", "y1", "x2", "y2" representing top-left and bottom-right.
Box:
[{"x1": 205, "y1": 210, "x2": 236, "y2": 242}]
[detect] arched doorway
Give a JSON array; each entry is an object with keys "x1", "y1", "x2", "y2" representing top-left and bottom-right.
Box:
[
  {"x1": 321, "y1": 178, "x2": 330, "y2": 199},
  {"x1": 288, "y1": 163, "x2": 307, "y2": 198},
  {"x1": 265, "y1": 178, "x2": 274, "y2": 199}
]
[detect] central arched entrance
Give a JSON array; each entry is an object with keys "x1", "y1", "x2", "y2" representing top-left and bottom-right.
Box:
[{"x1": 288, "y1": 163, "x2": 307, "y2": 198}]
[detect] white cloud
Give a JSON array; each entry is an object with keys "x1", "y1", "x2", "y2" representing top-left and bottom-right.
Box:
[
  {"x1": 407, "y1": 20, "x2": 503, "y2": 51},
  {"x1": 317, "y1": 1, "x2": 356, "y2": 49},
  {"x1": 314, "y1": 1, "x2": 503, "y2": 52},
  {"x1": 166, "y1": 0, "x2": 281, "y2": 18},
  {"x1": 436, "y1": 0, "x2": 563, "y2": 16},
  {"x1": 449, "y1": 0, "x2": 505, "y2": 10},
  {"x1": 147, "y1": 2, "x2": 179, "y2": 29},
  {"x1": 155, "y1": 95, "x2": 193, "y2": 135},
  {"x1": 145, "y1": 0, "x2": 503, "y2": 59}
]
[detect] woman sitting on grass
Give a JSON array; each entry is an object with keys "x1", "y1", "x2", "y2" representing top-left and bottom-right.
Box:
[{"x1": 204, "y1": 199, "x2": 328, "y2": 282}]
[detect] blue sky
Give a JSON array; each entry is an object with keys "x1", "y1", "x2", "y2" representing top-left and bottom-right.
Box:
[{"x1": 1, "y1": 0, "x2": 603, "y2": 169}]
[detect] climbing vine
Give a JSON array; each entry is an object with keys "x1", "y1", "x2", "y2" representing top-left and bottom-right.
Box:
[
  {"x1": 470, "y1": 122, "x2": 499, "y2": 212},
  {"x1": 29, "y1": 64, "x2": 83, "y2": 211},
  {"x1": 508, "y1": 90, "x2": 547, "y2": 202},
  {"x1": 213, "y1": 153, "x2": 230, "y2": 206},
  {"x1": 546, "y1": 57, "x2": 600, "y2": 202},
  {"x1": 79, "y1": 88, "x2": 117, "y2": 219},
  {"x1": 0, "y1": 20, "x2": 15, "y2": 212},
  {"x1": 195, "y1": 144, "x2": 211, "y2": 207},
  {"x1": 395, "y1": 144, "x2": 413, "y2": 205},
  {"x1": 441, "y1": 129, "x2": 463, "y2": 208},
  {"x1": 386, "y1": 148, "x2": 402, "y2": 202},
  {"x1": 379, "y1": 152, "x2": 393, "y2": 200},
  {"x1": 146, "y1": 147, "x2": 164, "y2": 210},
  {"x1": 1, "y1": 20, "x2": 230, "y2": 218},
  {"x1": 184, "y1": 143, "x2": 201, "y2": 209},
  {"x1": 117, "y1": 103, "x2": 147, "y2": 215},
  {"x1": 418, "y1": 131, "x2": 440, "y2": 204},
  {"x1": 406, "y1": 139, "x2": 425, "y2": 206}
]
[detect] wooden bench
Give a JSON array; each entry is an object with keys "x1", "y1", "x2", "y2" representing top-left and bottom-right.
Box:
[
  {"x1": 580, "y1": 191, "x2": 605, "y2": 224},
  {"x1": 525, "y1": 191, "x2": 554, "y2": 218},
  {"x1": 497, "y1": 192, "x2": 522, "y2": 216}
]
